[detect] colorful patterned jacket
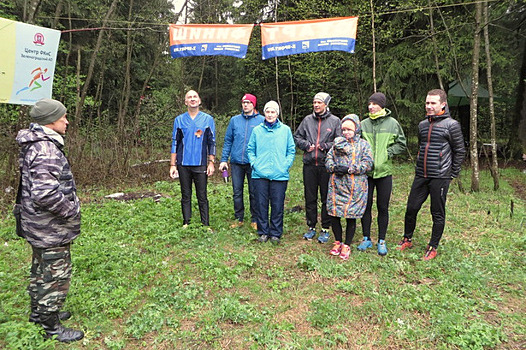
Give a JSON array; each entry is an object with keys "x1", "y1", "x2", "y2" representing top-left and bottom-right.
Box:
[{"x1": 326, "y1": 115, "x2": 373, "y2": 219}]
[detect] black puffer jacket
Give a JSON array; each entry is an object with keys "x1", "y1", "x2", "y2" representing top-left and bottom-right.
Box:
[{"x1": 415, "y1": 109, "x2": 466, "y2": 179}]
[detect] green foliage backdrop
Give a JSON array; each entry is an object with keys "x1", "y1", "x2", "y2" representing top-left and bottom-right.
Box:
[{"x1": 0, "y1": 0, "x2": 524, "y2": 196}]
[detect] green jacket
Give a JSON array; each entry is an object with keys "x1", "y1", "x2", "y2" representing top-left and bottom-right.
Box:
[{"x1": 361, "y1": 109, "x2": 406, "y2": 179}]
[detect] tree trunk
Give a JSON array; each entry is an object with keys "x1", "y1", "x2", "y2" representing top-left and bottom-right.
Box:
[
  {"x1": 94, "y1": 61, "x2": 107, "y2": 125},
  {"x1": 215, "y1": 58, "x2": 219, "y2": 110},
  {"x1": 428, "y1": 0, "x2": 444, "y2": 90},
  {"x1": 174, "y1": 0, "x2": 189, "y2": 23},
  {"x1": 52, "y1": 0, "x2": 63, "y2": 28},
  {"x1": 133, "y1": 53, "x2": 160, "y2": 137},
  {"x1": 74, "y1": 0, "x2": 119, "y2": 127},
  {"x1": 59, "y1": 2, "x2": 73, "y2": 102},
  {"x1": 435, "y1": 6, "x2": 468, "y2": 95},
  {"x1": 24, "y1": 0, "x2": 41, "y2": 23},
  {"x1": 510, "y1": 35, "x2": 526, "y2": 157},
  {"x1": 469, "y1": 2, "x2": 482, "y2": 192},
  {"x1": 288, "y1": 57, "x2": 294, "y2": 126},
  {"x1": 75, "y1": 48, "x2": 82, "y2": 127},
  {"x1": 69, "y1": 48, "x2": 85, "y2": 164},
  {"x1": 117, "y1": 0, "x2": 134, "y2": 137},
  {"x1": 274, "y1": 56, "x2": 281, "y2": 119},
  {"x1": 198, "y1": 57, "x2": 206, "y2": 92},
  {"x1": 273, "y1": 1, "x2": 281, "y2": 114},
  {"x1": 483, "y1": 0, "x2": 499, "y2": 190},
  {"x1": 370, "y1": 0, "x2": 377, "y2": 92}
]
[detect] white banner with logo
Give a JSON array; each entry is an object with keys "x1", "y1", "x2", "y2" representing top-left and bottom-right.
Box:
[{"x1": 0, "y1": 18, "x2": 61, "y2": 105}]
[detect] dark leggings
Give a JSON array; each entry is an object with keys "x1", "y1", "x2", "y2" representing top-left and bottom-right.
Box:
[
  {"x1": 361, "y1": 175, "x2": 392, "y2": 241},
  {"x1": 404, "y1": 177, "x2": 450, "y2": 248},
  {"x1": 330, "y1": 216, "x2": 356, "y2": 246}
]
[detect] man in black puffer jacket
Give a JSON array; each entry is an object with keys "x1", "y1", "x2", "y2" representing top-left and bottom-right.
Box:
[{"x1": 397, "y1": 89, "x2": 466, "y2": 260}]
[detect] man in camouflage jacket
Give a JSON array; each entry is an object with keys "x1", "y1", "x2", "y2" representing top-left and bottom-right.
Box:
[{"x1": 16, "y1": 98, "x2": 84, "y2": 343}]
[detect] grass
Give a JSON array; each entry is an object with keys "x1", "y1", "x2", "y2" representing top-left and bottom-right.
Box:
[{"x1": 0, "y1": 159, "x2": 524, "y2": 349}]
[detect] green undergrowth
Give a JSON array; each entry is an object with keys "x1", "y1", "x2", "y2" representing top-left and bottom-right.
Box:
[{"x1": 0, "y1": 160, "x2": 524, "y2": 349}]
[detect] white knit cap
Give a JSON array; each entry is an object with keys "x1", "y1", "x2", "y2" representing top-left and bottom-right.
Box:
[{"x1": 264, "y1": 100, "x2": 280, "y2": 115}]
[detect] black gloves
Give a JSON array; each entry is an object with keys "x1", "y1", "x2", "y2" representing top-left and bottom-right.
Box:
[{"x1": 333, "y1": 165, "x2": 349, "y2": 175}]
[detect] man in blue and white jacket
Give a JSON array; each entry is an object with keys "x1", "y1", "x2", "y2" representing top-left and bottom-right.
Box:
[
  {"x1": 170, "y1": 90, "x2": 216, "y2": 227},
  {"x1": 220, "y1": 94, "x2": 264, "y2": 229}
]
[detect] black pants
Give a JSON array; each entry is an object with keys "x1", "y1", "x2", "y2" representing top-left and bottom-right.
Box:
[
  {"x1": 361, "y1": 175, "x2": 392, "y2": 241},
  {"x1": 331, "y1": 216, "x2": 356, "y2": 246},
  {"x1": 178, "y1": 165, "x2": 209, "y2": 226},
  {"x1": 404, "y1": 177, "x2": 451, "y2": 248},
  {"x1": 303, "y1": 165, "x2": 331, "y2": 229}
]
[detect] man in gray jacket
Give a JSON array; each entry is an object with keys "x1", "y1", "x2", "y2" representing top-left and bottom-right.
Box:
[
  {"x1": 16, "y1": 98, "x2": 84, "y2": 342},
  {"x1": 294, "y1": 92, "x2": 341, "y2": 243}
]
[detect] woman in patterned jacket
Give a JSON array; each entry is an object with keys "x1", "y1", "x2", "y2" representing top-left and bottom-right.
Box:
[{"x1": 326, "y1": 114, "x2": 373, "y2": 260}]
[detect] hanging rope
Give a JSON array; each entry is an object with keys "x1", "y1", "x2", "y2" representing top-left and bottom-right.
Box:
[{"x1": 34, "y1": 0, "x2": 502, "y2": 34}]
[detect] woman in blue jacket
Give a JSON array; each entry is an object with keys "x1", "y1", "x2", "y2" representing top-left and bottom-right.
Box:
[{"x1": 247, "y1": 101, "x2": 296, "y2": 244}]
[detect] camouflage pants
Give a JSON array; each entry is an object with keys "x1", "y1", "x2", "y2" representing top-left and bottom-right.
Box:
[{"x1": 27, "y1": 244, "x2": 72, "y2": 314}]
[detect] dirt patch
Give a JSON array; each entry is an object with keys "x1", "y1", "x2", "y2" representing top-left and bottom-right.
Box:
[
  {"x1": 104, "y1": 191, "x2": 167, "y2": 201},
  {"x1": 509, "y1": 178, "x2": 526, "y2": 201},
  {"x1": 477, "y1": 159, "x2": 526, "y2": 171},
  {"x1": 475, "y1": 159, "x2": 526, "y2": 201}
]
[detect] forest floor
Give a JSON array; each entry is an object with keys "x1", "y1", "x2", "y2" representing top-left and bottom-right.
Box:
[{"x1": 0, "y1": 160, "x2": 524, "y2": 350}]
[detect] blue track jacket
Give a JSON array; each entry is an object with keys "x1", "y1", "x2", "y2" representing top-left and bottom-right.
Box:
[
  {"x1": 221, "y1": 112, "x2": 264, "y2": 164},
  {"x1": 171, "y1": 111, "x2": 216, "y2": 166}
]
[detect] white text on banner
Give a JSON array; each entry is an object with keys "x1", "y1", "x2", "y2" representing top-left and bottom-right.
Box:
[
  {"x1": 169, "y1": 24, "x2": 254, "y2": 59},
  {"x1": 260, "y1": 17, "x2": 358, "y2": 60}
]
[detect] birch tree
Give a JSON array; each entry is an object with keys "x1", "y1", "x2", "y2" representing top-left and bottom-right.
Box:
[{"x1": 469, "y1": 1, "x2": 482, "y2": 192}]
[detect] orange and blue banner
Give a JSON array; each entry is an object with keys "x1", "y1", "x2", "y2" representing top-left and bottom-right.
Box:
[
  {"x1": 0, "y1": 18, "x2": 61, "y2": 105},
  {"x1": 260, "y1": 17, "x2": 358, "y2": 60},
  {"x1": 169, "y1": 24, "x2": 254, "y2": 59}
]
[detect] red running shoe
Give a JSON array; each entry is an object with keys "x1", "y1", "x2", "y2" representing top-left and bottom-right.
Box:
[
  {"x1": 396, "y1": 237, "x2": 413, "y2": 251},
  {"x1": 423, "y1": 245, "x2": 437, "y2": 261},
  {"x1": 330, "y1": 241, "x2": 342, "y2": 256},
  {"x1": 340, "y1": 244, "x2": 351, "y2": 260}
]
